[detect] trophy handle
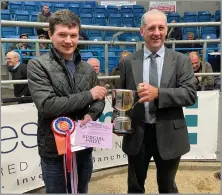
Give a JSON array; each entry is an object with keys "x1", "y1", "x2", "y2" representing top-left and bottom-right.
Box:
[
  {"x1": 131, "y1": 100, "x2": 139, "y2": 110},
  {"x1": 105, "y1": 84, "x2": 113, "y2": 107}
]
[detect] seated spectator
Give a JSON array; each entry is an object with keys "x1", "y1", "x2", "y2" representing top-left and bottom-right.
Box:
[
  {"x1": 186, "y1": 32, "x2": 202, "y2": 48},
  {"x1": 167, "y1": 20, "x2": 182, "y2": 40},
  {"x1": 214, "y1": 76, "x2": 221, "y2": 89},
  {"x1": 6, "y1": 51, "x2": 32, "y2": 103},
  {"x1": 186, "y1": 32, "x2": 195, "y2": 40},
  {"x1": 7, "y1": 34, "x2": 34, "y2": 63},
  {"x1": 39, "y1": 34, "x2": 50, "y2": 55},
  {"x1": 189, "y1": 51, "x2": 214, "y2": 90},
  {"x1": 78, "y1": 31, "x2": 89, "y2": 50},
  {"x1": 87, "y1": 58, "x2": 106, "y2": 87},
  {"x1": 1, "y1": 1, "x2": 8, "y2": 9},
  {"x1": 39, "y1": 34, "x2": 50, "y2": 49},
  {"x1": 109, "y1": 50, "x2": 132, "y2": 89},
  {"x1": 36, "y1": 5, "x2": 52, "y2": 39},
  {"x1": 176, "y1": 32, "x2": 202, "y2": 54}
]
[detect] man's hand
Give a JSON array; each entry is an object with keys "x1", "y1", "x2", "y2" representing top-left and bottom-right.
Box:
[
  {"x1": 90, "y1": 86, "x2": 107, "y2": 100},
  {"x1": 137, "y1": 82, "x2": 159, "y2": 103},
  {"x1": 80, "y1": 114, "x2": 92, "y2": 127}
]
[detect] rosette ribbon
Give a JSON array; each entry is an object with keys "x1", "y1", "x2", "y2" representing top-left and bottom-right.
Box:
[{"x1": 51, "y1": 117, "x2": 78, "y2": 193}]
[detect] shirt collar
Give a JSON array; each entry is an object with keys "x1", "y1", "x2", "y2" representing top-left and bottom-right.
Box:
[
  {"x1": 144, "y1": 44, "x2": 165, "y2": 59},
  {"x1": 13, "y1": 63, "x2": 20, "y2": 70},
  {"x1": 64, "y1": 54, "x2": 75, "y2": 63}
]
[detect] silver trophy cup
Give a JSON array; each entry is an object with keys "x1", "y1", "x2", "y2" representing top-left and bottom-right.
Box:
[{"x1": 111, "y1": 89, "x2": 136, "y2": 134}]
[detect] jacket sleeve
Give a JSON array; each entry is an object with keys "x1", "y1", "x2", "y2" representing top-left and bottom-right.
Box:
[
  {"x1": 87, "y1": 71, "x2": 105, "y2": 121},
  {"x1": 158, "y1": 56, "x2": 197, "y2": 108},
  {"x1": 204, "y1": 62, "x2": 214, "y2": 87},
  {"x1": 22, "y1": 64, "x2": 28, "y2": 78},
  {"x1": 37, "y1": 13, "x2": 41, "y2": 22},
  {"x1": 27, "y1": 59, "x2": 94, "y2": 117}
]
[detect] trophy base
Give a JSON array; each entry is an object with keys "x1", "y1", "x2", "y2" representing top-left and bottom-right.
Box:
[
  {"x1": 113, "y1": 116, "x2": 133, "y2": 135},
  {"x1": 113, "y1": 128, "x2": 134, "y2": 134}
]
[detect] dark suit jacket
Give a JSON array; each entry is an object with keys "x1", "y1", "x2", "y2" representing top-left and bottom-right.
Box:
[
  {"x1": 119, "y1": 47, "x2": 197, "y2": 160},
  {"x1": 9, "y1": 63, "x2": 31, "y2": 97}
]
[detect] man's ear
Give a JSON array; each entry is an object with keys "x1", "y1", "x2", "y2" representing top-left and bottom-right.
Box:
[
  {"x1": 140, "y1": 27, "x2": 144, "y2": 37},
  {"x1": 48, "y1": 31, "x2": 52, "y2": 39},
  {"x1": 165, "y1": 26, "x2": 168, "y2": 34}
]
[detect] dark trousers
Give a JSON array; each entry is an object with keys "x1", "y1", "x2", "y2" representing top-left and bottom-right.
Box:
[
  {"x1": 127, "y1": 124, "x2": 180, "y2": 193},
  {"x1": 41, "y1": 148, "x2": 93, "y2": 193}
]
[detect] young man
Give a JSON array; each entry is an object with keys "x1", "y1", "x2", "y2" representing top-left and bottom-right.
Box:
[
  {"x1": 27, "y1": 10, "x2": 107, "y2": 193},
  {"x1": 116, "y1": 9, "x2": 197, "y2": 193}
]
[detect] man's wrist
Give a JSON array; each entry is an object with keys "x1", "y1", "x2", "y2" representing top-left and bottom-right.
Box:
[{"x1": 155, "y1": 88, "x2": 159, "y2": 99}]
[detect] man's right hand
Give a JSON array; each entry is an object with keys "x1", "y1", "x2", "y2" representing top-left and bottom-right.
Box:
[{"x1": 90, "y1": 86, "x2": 107, "y2": 100}]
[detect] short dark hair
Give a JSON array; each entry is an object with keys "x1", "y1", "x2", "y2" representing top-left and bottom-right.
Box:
[{"x1": 49, "y1": 9, "x2": 81, "y2": 35}]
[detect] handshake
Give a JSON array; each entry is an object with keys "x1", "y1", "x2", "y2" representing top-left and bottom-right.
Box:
[{"x1": 90, "y1": 86, "x2": 107, "y2": 100}]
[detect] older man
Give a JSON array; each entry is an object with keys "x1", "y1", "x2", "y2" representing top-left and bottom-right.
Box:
[
  {"x1": 6, "y1": 51, "x2": 31, "y2": 101},
  {"x1": 87, "y1": 57, "x2": 106, "y2": 87},
  {"x1": 117, "y1": 9, "x2": 197, "y2": 193},
  {"x1": 189, "y1": 51, "x2": 214, "y2": 90},
  {"x1": 110, "y1": 50, "x2": 132, "y2": 89},
  {"x1": 7, "y1": 33, "x2": 33, "y2": 64}
]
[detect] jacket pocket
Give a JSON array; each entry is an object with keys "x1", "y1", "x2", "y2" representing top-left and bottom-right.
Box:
[{"x1": 173, "y1": 119, "x2": 186, "y2": 129}]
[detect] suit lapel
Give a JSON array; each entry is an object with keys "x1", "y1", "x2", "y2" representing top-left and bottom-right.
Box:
[
  {"x1": 131, "y1": 50, "x2": 144, "y2": 88},
  {"x1": 160, "y1": 48, "x2": 176, "y2": 88}
]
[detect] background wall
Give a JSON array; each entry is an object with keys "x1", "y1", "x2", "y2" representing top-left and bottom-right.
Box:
[{"x1": 99, "y1": 1, "x2": 220, "y2": 15}]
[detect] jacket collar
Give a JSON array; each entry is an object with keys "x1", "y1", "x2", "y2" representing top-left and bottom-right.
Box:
[{"x1": 50, "y1": 46, "x2": 82, "y2": 66}]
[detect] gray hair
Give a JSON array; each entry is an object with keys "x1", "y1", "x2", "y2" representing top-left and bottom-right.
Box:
[
  {"x1": 7, "y1": 51, "x2": 21, "y2": 61},
  {"x1": 141, "y1": 9, "x2": 167, "y2": 27},
  {"x1": 87, "y1": 58, "x2": 100, "y2": 66}
]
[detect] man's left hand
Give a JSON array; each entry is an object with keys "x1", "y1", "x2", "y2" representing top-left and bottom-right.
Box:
[
  {"x1": 80, "y1": 114, "x2": 92, "y2": 127},
  {"x1": 137, "y1": 82, "x2": 159, "y2": 103}
]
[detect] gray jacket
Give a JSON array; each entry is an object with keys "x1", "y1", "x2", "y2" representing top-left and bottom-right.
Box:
[
  {"x1": 119, "y1": 48, "x2": 197, "y2": 160},
  {"x1": 195, "y1": 61, "x2": 214, "y2": 90},
  {"x1": 27, "y1": 47, "x2": 105, "y2": 158},
  {"x1": 37, "y1": 11, "x2": 51, "y2": 23}
]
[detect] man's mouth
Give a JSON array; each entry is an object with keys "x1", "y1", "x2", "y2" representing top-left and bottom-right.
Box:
[
  {"x1": 152, "y1": 38, "x2": 160, "y2": 41},
  {"x1": 63, "y1": 46, "x2": 73, "y2": 49}
]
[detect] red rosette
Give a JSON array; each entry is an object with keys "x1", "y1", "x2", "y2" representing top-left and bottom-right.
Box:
[{"x1": 51, "y1": 117, "x2": 75, "y2": 172}]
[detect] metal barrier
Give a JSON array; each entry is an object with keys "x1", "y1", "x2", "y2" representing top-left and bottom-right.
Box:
[
  {"x1": 1, "y1": 20, "x2": 221, "y2": 88},
  {"x1": 1, "y1": 20, "x2": 221, "y2": 28},
  {"x1": 1, "y1": 20, "x2": 221, "y2": 161},
  {"x1": 0, "y1": 73, "x2": 220, "y2": 85}
]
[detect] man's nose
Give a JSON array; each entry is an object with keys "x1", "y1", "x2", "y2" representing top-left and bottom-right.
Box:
[
  {"x1": 64, "y1": 36, "x2": 72, "y2": 43},
  {"x1": 153, "y1": 28, "x2": 160, "y2": 35}
]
